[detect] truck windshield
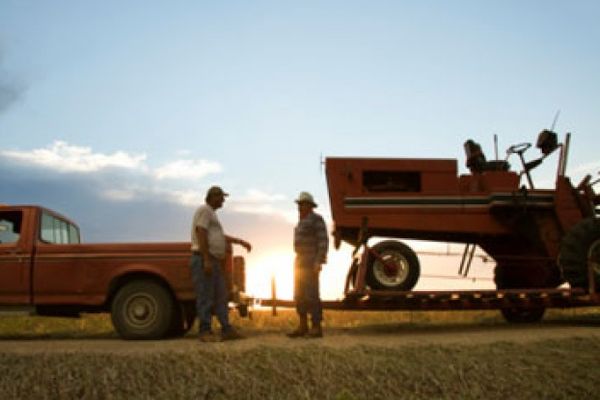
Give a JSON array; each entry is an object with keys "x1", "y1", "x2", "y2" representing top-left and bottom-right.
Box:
[
  {"x1": 40, "y1": 212, "x2": 80, "y2": 244},
  {"x1": 0, "y1": 211, "x2": 22, "y2": 244}
]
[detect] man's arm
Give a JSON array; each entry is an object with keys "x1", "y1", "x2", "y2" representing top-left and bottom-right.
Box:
[
  {"x1": 225, "y1": 235, "x2": 252, "y2": 252},
  {"x1": 196, "y1": 226, "x2": 213, "y2": 275},
  {"x1": 314, "y1": 215, "x2": 329, "y2": 270}
]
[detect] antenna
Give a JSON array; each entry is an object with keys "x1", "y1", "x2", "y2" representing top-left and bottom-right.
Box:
[
  {"x1": 550, "y1": 109, "x2": 561, "y2": 131},
  {"x1": 319, "y1": 152, "x2": 325, "y2": 176}
]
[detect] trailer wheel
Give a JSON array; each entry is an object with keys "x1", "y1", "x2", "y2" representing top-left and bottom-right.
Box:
[
  {"x1": 366, "y1": 240, "x2": 420, "y2": 291},
  {"x1": 111, "y1": 280, "x2": 176, "y2": 340},
  {"x1": 501, "y1": 306, "x2": 545, "y2": 323},
  {"x1": 559, "y1": 218, "x2": 600, "y2": 289}
]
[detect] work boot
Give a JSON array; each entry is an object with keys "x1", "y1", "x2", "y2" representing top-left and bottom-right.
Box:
[
  {"x1": 307, "y1": 322, "x2": 323, "y2": 338},
  {"x1": 221, "y1": 327, "x2": 244, "y2": 341},
  {"x1": 287, "y1": 314, "x2": 308, "y2": 338},
  {"x1": 198, "y1": 330, "x2": 219, "y2": 343}
]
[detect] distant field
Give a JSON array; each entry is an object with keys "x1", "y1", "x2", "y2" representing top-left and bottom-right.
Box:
[{"x1": 0, "y1": 308, "x2": 598, "y2": 399}]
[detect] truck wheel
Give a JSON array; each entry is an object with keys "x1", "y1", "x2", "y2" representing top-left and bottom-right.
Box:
[
  {"x1": 559, "y1": 218, "x2": 600, "y2": 289},
  {"x1": 366, "y1": 240, "x2": 420, "y2": 291},
  {"x1": 111, "y1": 280, "x2": 176, "y2": 340},
  {"x1": 501, "y1": 306, "x2": 545, "y2": 323}
]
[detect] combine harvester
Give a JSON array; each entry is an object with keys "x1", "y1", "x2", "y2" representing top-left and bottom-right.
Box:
[{"x1": 263, "y1": 129, "x2": 600, "y2": 322}]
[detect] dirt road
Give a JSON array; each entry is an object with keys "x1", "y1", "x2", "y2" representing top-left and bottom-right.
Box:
[{"x1": 1, "y1": 320, "x2": 597, "y2": 354}]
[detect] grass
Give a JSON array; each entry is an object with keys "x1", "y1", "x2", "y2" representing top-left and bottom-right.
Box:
[
  {"x1": 0, "y1": 307, "x2": 597, "y2": 399},
  {"x1": 0, "y1": 338, "x2": 598, "y2": 399}
]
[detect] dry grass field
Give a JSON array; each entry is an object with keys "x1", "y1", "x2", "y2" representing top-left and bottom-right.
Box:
[{"x1": 0, "y1": 307, "x2": 598, "y2": 399}]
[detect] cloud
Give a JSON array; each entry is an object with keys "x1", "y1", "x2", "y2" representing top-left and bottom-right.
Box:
[
  {"x1": 0, "y1": 141, "x2": 295, "y2": 225},
  {"x1": 0, "y1": 50, "x2": 26, "y2": 114},
  {"x1": 228, "y1": 189, "x2": 295, "y2": 222},
  {"x1": 0, "y1": 80, "x2": 23, "y2": 113},
  {"x1": 1, "y1": 141, "x2": 147, "y2": 173},
  {"x1": 154, "y1": 159, "x2": 222, "y2": 180}
]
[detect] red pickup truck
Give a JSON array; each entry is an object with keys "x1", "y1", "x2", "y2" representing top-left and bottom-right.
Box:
[{"x1": 0, "y1": 204, "x2": 246, "y2": 339}]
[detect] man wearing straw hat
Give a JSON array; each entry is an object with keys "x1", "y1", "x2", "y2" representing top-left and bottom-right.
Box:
[{"x1": 287, "y1": 191, "x2": 329, "y2": 338}]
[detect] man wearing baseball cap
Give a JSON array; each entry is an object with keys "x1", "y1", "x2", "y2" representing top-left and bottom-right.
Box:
[
  {"x1": 190, "y1": 185, "x2": 252, "y2": 342},
  {"x1": 288, "y1": 191, "x2": 329, "y2": 338}
]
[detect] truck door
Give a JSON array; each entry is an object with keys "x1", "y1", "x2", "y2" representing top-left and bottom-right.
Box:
[{"x1": 0, "y1": 209, "x2": 32, "y2": 304}]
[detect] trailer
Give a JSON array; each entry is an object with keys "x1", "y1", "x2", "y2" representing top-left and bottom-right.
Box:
[{"x1": 260, "y1": 129, "x2": 600, "y2": 322}]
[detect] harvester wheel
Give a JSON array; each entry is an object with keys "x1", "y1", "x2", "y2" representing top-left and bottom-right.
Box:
[
  {"x1": 559, "y1": 218, "x2": 600, "y2": 289},
  {"x1": 500, "y1": 306, "x2": 545, "y2": 323},
  {"x1": 366, "y1": 240, "x2": 420, "y2": 291},
  {"x1": 494, "y1": 263, "x2": 562, "y2": 289}
]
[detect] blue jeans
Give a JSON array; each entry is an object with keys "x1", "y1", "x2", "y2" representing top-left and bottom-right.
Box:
[
  {"x1": 190, "y1": 254, "x2": 231, "y2": 334},
  {"x1": 294, "y1": 260, "x2": 322, "y2": 325}
]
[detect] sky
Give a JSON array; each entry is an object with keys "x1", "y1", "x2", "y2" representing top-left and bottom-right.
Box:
[{"x1": 1, "y1": 1, "x2": 599, "y2": 299}]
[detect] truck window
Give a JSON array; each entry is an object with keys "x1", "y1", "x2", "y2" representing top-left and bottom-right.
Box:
[
  {"x1": 40, "y1": 212, "x2": 80, "y2": 244},
  {"x1": 0, "y1": 211, "x2": 22, "y2": 244},
  {"x1": 363, "y1": 171, "x2": 421, "y2": 193}
]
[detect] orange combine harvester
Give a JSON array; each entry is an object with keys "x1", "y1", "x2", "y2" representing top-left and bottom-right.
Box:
[{"x1": 309, "y1": 129, "x2": 599, "y2": 322}]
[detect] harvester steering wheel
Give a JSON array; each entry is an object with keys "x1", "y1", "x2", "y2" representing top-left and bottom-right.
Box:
[{"x1": 506, "y1": 142, "x2": 531, "y2": 156}]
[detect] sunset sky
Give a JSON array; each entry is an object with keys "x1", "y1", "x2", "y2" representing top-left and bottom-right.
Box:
[{"x1": 2, "y1": 1, "x2": 599, "y2": 299}]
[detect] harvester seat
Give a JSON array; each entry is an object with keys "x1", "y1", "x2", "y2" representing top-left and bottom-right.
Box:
[{"x1": 464, "y1": 140, "x2": 510, "y2": 173}]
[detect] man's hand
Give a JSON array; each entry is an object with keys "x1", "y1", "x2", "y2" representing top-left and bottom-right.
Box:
[
  {"x1": 240, "y1": 240, "x2": 252, "y2": 253},
  {"x1": 203, "y1": 257, "x2": 213, "y2": 276}
]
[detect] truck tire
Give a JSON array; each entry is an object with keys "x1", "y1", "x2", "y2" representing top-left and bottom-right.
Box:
[
  {"x1": 559, "y1": 218, "x2": 600, "y2": 289},
  {"x1": 500, "y1": 306, "x2": 545, "y2": 323},
  {"x1": 366, "y1": 240, "x2": 420, "y2": 291},
  {"x1": 111, "y1": 280, "x2": 176, "y2": 340}
]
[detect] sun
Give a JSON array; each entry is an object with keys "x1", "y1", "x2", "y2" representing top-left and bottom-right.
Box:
[{"x1": 245, "y1": 250, "x2": 296, "y2": 300}]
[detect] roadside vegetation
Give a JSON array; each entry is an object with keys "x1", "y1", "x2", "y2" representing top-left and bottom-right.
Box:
[{"x1": 0, "y1": 308, "x2": 597, "y2": 399}]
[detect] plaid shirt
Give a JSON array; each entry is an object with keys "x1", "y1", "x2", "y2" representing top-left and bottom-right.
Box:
[{"x1": 294, "y1": 211, "x2": 328, "y2": 265}]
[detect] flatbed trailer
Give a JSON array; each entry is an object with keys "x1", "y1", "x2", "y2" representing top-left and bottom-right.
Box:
[
  {"x1": 257, "y1": 235, "x2": 600, "y2": 322},
  {"x1": 260, "y1": 288, "x2": 599, "y2": 312}
]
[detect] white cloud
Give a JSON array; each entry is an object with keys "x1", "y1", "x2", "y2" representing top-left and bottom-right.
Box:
[
  {"x1": 154, "y1": 159, "x2": 222, "y2": 180},
  {"x1": 228, "y1": 189, "x2": 295, "y2": 222},
  {"x1": 1, "y1": 141, "x2": 146, "y2": 173},
  {"x1": 167, "y1": 189, "x2": 204, "y2": 207},
  {"x1": 1, "y1": 140, "x2": 294, "y2": 221},
  {"x1": 235, "y1": 188, "x2": 287, "y2": 203}
]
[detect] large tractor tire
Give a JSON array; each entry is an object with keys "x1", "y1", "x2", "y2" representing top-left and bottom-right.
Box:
[
  {"x1": 494, "y1": 263, "x2": 562, "y2": 290},
  {"x1": 111, "y1": 280, "x2": 177, "y2": 340},
  {"x1": 365, "y1": 240, "x2": 420, "y2": 291},
  {"x1": 559, "y1": 217, "x2": 600, "y2": 289}
]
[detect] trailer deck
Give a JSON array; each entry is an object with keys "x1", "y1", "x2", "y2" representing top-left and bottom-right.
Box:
[{"x1": 259, "y1": 287, "x2": 600, "y2": 312}]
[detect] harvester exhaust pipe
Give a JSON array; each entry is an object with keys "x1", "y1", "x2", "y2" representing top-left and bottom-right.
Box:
[{"x1": 558, "y1": 133, "x2": 571, "y2": 177}]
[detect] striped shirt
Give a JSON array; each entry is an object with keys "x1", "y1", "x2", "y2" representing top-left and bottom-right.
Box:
[{"x1": 294, "y1": 211, "x2": 328, "y2": 265}]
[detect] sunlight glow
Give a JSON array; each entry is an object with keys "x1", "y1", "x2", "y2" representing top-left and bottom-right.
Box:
[{"x1": 245, "y1": 250, "x2": 295, "y2": 300}]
